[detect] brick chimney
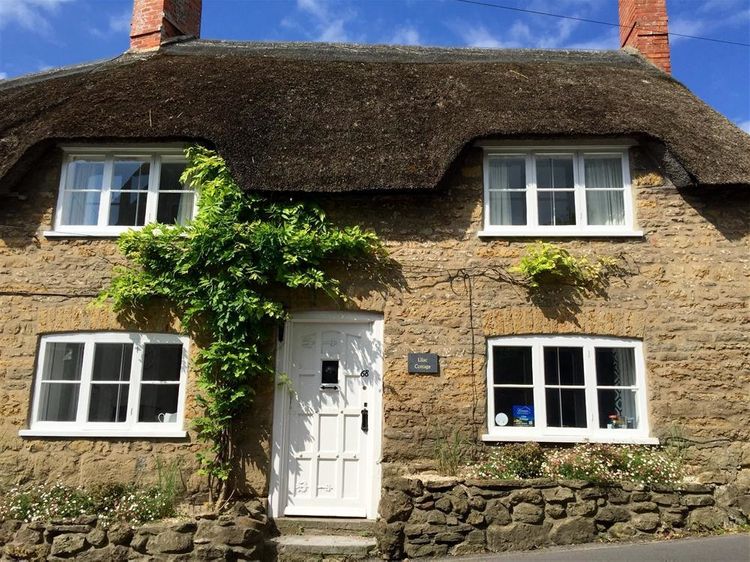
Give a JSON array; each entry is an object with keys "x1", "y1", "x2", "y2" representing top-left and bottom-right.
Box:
[
  {"x1": 619, "y1": 0, "x2": 671, "y2": 73},
  {"x1": 130, "y1": 0, "x2": 202, "y2": 51}
]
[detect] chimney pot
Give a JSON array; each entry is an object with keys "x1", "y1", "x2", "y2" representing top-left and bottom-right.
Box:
[
  {"x1": 619, "y1": 0, "x2": 671, "y2": 73},
  {"x1": 130, "y1": 0, "x2": 202, "y2": 51}
]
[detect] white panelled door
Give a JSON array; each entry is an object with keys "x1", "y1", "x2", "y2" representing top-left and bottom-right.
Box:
[{"x1": 272, "y1": 314, "x2": 382, "y2": 518}]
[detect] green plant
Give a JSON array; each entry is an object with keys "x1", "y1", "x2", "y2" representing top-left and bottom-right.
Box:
[
  {"x1": 467, "y1": 443, "x2": 545, "y2": 479},
  {"x1": 155, "y1": 457, "x2": 184, "y2": 508},
  {"x1": 462, "y1": 443, "x2": 683, "y2": 487},
  {"x1": 434, "y1": 429, "x2": 469, "y2": 476},
  {"x1": 99, "y1": 146, "x2": 383, "y2": 508},
  {"x1": 0, "y1": 481, "x2": 180, "y2": 526},
  {"x1": 542, "y1": 443, "x2": 682, "y2": 487},
  {"x1": 512, "y1": 242, "x2": 614, "y2": 290},
  {"x1": 0, "y1": 483, "x2": 91, "y2": 522}
]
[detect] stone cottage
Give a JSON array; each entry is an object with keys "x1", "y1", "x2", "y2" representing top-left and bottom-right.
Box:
[{"x1": 0, "y1": 0, "x2": 748, "y2": 557}]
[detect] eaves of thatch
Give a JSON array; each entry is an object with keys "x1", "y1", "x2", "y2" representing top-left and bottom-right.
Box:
[{"x1": 1, "y1": 40, "x2": 748, "y2": 193}]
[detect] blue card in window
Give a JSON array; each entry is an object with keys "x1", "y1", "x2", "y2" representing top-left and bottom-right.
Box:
[{"x1": 512, "y1": 405, "x2": 534, "y2": 426}]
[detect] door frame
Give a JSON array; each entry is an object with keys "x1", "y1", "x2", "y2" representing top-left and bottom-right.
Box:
[{"x1": 268, "y1": 310, "x2": 384, "y2": 520}]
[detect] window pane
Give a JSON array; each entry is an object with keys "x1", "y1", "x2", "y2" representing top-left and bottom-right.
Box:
[
  {"x1": 488, "y1": 158, "x2": 525, "y2": 190},
  {"x1": 584, "y1": 157, "x2": 623, "y2": 189},
  {"x1": 92, "y1": 343, "x2": 133, "y2": 381},
  {"x1": 88, "y1": 384, "x2": 129, "y2": 422},
  {"x1": 489, "y1": 191, "x2": 526, "y2": 225},
  {"x1": 493, "y1": 387, "x2": 535, "y2": 427},
  {"x1": 39, "y1": 383, "x2": 80, "y2": 422},
  {"x1": 142, "y1": 344, "x2": 183, "y2": 381},
  {"x1": 112, "y1": 161, "x2": 150, "y2": 191},
  {"x1": 68, "y1": 160, "x2": 104, "y2": 189},
  {"x1": 544, "y1": 347, "x2": 584, "y2": 385},
  {"x1": 595, "y1": 347, "x2": 636, "y2": 386},
  {"x1": 598, "y1": 389, "x2": 638, "y2": 429},
  {"x1": 546, "y1": 388, "x2": 587, "y2": 428},
  {"x1": 493, "y1": 346, "x2": 533, "y2": 385},
  {"x1": 109, "y1": 191, "x2": 148, "y2": 226},
  {"x1": 42, "y1": 342, "x2": 84, "y2": 381},
  {"x1": 156, "y1": 192, "x2": 195, "y2": 225},
  {"x1": 61, "y1": 191, "x2": 101, "y2": 226},
  {"x1": 138, "y1": 385, "x2": 179, "y2": 422},
  {"x1": 536, "y1": 157, "x2": 573, "y2": 189},
  {"x1": 538, "y1": 191, "x2": 576, "y2": 226},
  {"x1": 586, "y1": 190, "x2": 625, "y2": 226},
  {"x1": 159, "y1": 162, "x2": 188, "y2": 190}
]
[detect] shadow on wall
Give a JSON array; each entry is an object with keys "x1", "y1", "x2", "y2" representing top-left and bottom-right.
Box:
[
  {"x1": 311, "y1": 145, "x2": 479, "y2": 245},
  {"x1": 679, "y1": 187, "x2": 749, "y2": 242},
  {"x1": 0, "y1": 144, "x2": 61, "y2": 250},
  {"x1": 231, "y1": 375, "x2": 274, "y2": 498}
]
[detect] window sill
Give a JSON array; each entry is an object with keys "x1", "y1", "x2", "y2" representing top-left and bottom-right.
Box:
[
  {"x1": 43, "y1": 230, "x2": 129, "y2": 239},
  {"x1": 477, "y1": 229, "x2": 644, "y2": 239},
  {"x1": 19, "y1": 428, "x2": 188, "y2": 439},
  {"x1": 481, "y1": 433, "x2": 659, "y2": 445}
]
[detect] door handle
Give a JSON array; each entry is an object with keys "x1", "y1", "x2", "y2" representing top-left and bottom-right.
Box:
[{"x1": 361, "y1": 402, "x2": 369, "y2": 433}]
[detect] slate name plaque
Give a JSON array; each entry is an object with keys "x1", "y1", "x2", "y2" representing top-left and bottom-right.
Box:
[{"x1": 408, "y1": 353, "x2": 439, "y2": 374}]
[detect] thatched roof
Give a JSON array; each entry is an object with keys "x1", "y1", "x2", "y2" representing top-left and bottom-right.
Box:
[{"x1": 1, "y1": 39, "x2": 749, "y2": 192}]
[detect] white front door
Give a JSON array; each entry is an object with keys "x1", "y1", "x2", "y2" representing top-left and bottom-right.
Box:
[{"x1": 270, "y1": 312, "x2": 383, "y2": 519}]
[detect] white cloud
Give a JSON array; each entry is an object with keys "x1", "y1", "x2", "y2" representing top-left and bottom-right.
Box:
[
  {"x1": 668, "y1": 17, "x2": 709, "y2": 44},
  {"x1": 698, "y1": 0, "x2": 746, "y2": 13},
  {"x1": 454, "y1": 16, "x2": 610, "y2": 50},
  {"x1": 389, "y1": 25, "x2": 421, "y2": 45},
  {"x1": 668, "y1": 4, "x2": 750, "y2": 45},
  {"x1": 0, "y1": 0, "x2": 74, "y2": 35},
  {"x1": 564, "y1": 28, "x2": 619, "y2": 50},
  {"x1": 0, "y1": 72, "x2": 7, "y2": 80},
  {"x1": 736, "y1": 119, "x2": 750, "y2": 134},
  {"x1": 457, "y1": 24, "x2": 508, "y2": 48},
  {"x1": 91, "y1": 9, "x2": 131, "y2": 38},
  {"x1": 295, "y1": 0, "x2": 353, "y2": 43}
]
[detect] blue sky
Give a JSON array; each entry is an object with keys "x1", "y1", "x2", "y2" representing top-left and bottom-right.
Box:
[{"x1": 0, "y1": 0, "x2": 748, "y2": 131}]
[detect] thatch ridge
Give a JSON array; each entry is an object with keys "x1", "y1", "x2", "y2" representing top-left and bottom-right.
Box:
[{"x1": 0, "y1": 40, "x2": 748, "y2": 192}]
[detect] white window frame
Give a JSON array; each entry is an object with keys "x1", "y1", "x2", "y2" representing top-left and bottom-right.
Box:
[
  {"x1": 19, "y1": 332, "x2": 189, "y2": 438},
  {"x1": 483, "y1": 335, "x2": 657, "y2": 444},
  {"x1": 478, "y1": 144, "x2": 641, "y2": 237},
  {"x1": 47, "y1": 145, "x2": 197, "y2": 237}
]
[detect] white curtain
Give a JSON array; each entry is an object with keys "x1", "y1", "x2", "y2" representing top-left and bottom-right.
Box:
[
  {"x1": 585, "y1": 158, "x2": 625, "y2": 225},
  {"x1": 489, "y1": 158, "x2": 525, "y2": 225},
  {"x1": 71, "y1": 160, "x2": 104, "y2": 189},
  {"x1": 175, "y1": 192, "x2": 195, "y2": 225},
  {"x1": 611, "y1": 348, "x2": 637, "y2": 426}
]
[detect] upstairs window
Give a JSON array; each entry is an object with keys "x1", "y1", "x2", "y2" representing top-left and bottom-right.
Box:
[
  {"x1": 481, "y1": 147, "x2": 637, "y2": 236},
  {"x1": 21, "y1": 333, "x2": 189, "y2": 438},
  {"x1": 53, "y1": 147, "x2": 196, "y2": 235},
  {"x1": 485, "y1": 335, "x2": 655, "y2": 444}
]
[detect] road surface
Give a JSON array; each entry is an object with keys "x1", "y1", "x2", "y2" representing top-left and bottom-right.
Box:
[{"x1": 439, "y1": 533, "x2": 750, "y2": 562}]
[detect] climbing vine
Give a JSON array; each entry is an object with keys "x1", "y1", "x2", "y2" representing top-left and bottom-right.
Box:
[
  {"x1": 511, "y1": 242, "x2": 620, "y2": 291},
  {"x1": 99, "y1": 146, "x2": 383, "y2": 508}
]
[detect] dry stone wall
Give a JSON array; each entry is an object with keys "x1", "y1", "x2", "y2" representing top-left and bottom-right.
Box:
[
  {"x1": 0, "y1": 143, "x2": 748, "y2": 496},
  {"x1": 377, "y1": 475, "x2": 750, "y2": 558},
  {"x1": 0, "y1": 500, "x2": 267, "y2": 561}
]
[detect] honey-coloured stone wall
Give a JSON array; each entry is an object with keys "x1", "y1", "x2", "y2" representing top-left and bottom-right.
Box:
[
  {"x1": 0, "y1": 144, "x2": 748, "y2": 499},
  {"x1": 376, "y1": 475, "x2": 749, "y2": 558}
]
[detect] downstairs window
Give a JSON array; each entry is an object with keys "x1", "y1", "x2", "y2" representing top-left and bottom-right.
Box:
[
  {"x1": 20, "y1": 333, "x2": 189, "y2": 438},
  {"x1": 485, "y1": 335, "x2": 655, "y2": 444}
]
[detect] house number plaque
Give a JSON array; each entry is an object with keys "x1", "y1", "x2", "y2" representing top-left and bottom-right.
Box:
[{"x1": 408, "y1": 353, "x2": 439, "y2": 374}]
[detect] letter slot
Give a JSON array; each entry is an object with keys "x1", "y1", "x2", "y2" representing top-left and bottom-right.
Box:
[{"x1": 361, "y1": 402, "x2": 369, "y2": 433}]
